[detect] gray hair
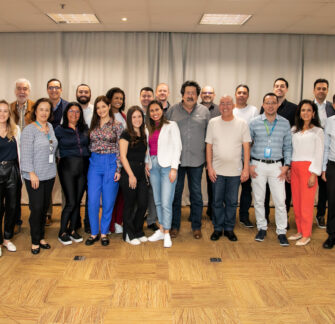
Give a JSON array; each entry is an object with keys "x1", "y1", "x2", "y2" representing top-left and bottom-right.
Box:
[{"x1": 14, "y1": 78, "x2": 31, "y2": 90}]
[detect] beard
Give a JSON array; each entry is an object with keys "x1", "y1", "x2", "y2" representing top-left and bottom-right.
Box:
[{"x1": 77, "y1": 96, "x2": 90, "y2": 105}]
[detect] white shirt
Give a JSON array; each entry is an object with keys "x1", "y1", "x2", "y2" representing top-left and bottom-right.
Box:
[
  {"x1": 291, "y1": 126, "x2": 324, "y2": 175},
  {"x1": 83, "y1": 103, "x2": 93, "y2": 128},
  {"x1": 314, "y1": 99, "x2": 327, "y2": 128},
  {"x1": 323, "y1": 116, "x2": 335, "y2": 171},
  {"x1": 233, "y1": 105, "x2": 259, "y2": 124},
  {"x1": 114, "y1": 112, "x2": 126, "y2": 128}
]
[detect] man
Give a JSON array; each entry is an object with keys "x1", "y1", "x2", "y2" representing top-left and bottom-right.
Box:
[
  {"x1": 233, "y1": 84, "x2": 259, "y2": 228},
  {"x1": 261, "y1": 78, "x2": 297, "y2": 225},
  {"x1": 166, "y1": 80, "x2": 210, "y2": 239},
  {"x1": 139, "y1": 86, "x2": 159, "y2": 231},
  {"x1": 249, "y1": 93, "x2": 292, "y2": 246},
  {"x1": 9, "y1": 78, "x2": 35, "y2": 234},
  {"x1": 46, "y1": 78, "x2": 68, "y2": 225},
  {"x1": 200, "y1": 85, "x2": 220, "y2": 221},
  {"x1": 76, "y1": 84, "x2": 93, "y2": 233},
  {"x1": 139, "y1": 87, "x2": 154, "y2": 115},
  {"x1": 155, "y1": 83, "x2": 170, "y2": 112},
  {"x1": 313, "y1": 79, "x2": 335, "y2": 229},
  {"x1": 47, "y1": 78, "x2": 68, "y2": 130},
  {"x1": 206, "y1": 95, "x2": 251, "y2": 242}
]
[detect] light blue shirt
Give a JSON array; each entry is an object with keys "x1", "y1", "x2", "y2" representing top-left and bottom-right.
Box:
[{"x1": 249, "y1": 114, "x2": 292, "y2": 165}]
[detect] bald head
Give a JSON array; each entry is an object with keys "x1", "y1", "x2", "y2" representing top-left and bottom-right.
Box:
[
  {"x1": 155, "y1": 83, "x2": 170, "y2": 106},
  {"x1": 219, "y1": 95, "x2": 234, "y2": 121},
  {"x1": 200, "y1": 85, "x2": 215, "y2": 108}
]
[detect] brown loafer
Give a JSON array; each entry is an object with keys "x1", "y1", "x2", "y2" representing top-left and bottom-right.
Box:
[
  {"x1": 170, "y1": 228, "x2": 179, "y2": 238},
  {"x1": 193, "y1": 229, "x2": 202, "y2": 239}
]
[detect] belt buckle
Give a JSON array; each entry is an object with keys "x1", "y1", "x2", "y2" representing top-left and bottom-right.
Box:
[{"x1": 0, "y1": 161, "x2": 7, "y2": 166}]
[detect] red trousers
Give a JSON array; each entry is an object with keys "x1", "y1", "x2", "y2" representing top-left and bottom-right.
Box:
[
  {"x1": 291, "y1": 161, "x2": 318, "y2": 237},
  {"x1": 109, "y1": 189, "x2": 124, "y2": 232}
]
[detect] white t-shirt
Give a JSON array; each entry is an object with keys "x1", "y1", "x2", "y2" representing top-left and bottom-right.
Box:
[
  {"x1": 206, "y1": 116, "x2": 251, "y2": 176},
  {"x1": 114, "y1": 112, "x2": 126, "y2": 128},
  {"x1": 83, "y1": 103, "x2": 93, "y2": 128},
  {"x1": 233, "y1": 105, "x2": 259, "y2": 124}
]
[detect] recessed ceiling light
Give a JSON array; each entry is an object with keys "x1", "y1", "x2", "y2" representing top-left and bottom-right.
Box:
[
  {"x1": 46, "y1": 13, "x2": 100, "y2": 24},
  {"x1": 200, "y1": 14, "x2": 252, "y2": 25},
  {"x1": 121, "y1": 17, "x2": 127, "y2": 22}
]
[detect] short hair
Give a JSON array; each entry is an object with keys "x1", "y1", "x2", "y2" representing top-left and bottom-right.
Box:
[
  {"x1": 14, "y1": 78, "x2": 31, "y2": 90},
  {"x1": 106, "y1": 87, "x2": 126, "y2": 111},
  {"x1": 47, "y1": 78, "x2": 62, "y2": 89},
  {"x1": 30, "y1": 98, "x2": 53, "y2": 122},
  {"x1": 61, "y1": 101, "x2": 88, "y2": 133},
  {"x1": 140, "y1": 87, "x2": 154, "y2": 95},
  {"x1": 181, "y1": 80, "x2": 201, "y2": 96},
  {"x1": 76, "y1": 83, "x2": 91, "y2": 93},
  {"x1": 263, "y1": 92, "x2": 278, "y2": 103},
  {"x1": 274, "y1": 77, "x2": 289, "y2": 88},
  {"x1": 235, "y1": 84, "x2": 249, "y2": 93},
  {"x1": 314, "y1": 78, "x2": 329, "y2": 89}
]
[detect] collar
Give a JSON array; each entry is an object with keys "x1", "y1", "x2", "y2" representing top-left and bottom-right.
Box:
[
  {"x1": 54, "y1": 99, "x2": 62, "y2": 110},
  {"x1": 314, "y1": 98, "x2": 327, "y2": 107},
  {"x1": 200, "y1": 102, "x2": 215, "y2": 110},
  {"x1": 261, "y1": 113, "x2": 278, "y2": 122},
  {"x1": 16, "y1": 101, "x2": 27, "y2": 110}
]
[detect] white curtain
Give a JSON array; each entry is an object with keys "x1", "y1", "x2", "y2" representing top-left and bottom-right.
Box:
[{"x1": 1, "y1": 31, "x2": 333, "y2": 204}]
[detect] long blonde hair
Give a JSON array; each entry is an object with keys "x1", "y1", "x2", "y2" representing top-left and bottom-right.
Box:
[{"x1": 0, "y1": 100, "x2": 17, "y2": 141}]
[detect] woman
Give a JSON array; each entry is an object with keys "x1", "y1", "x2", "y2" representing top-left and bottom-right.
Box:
[
  {"x1": 55, "y1": 102, "x2": 89, "y2": 245},
  {"x1": 288, "y1": 99, "x2": 323, "y2": 246},
  {"x1": 106, "y1": 87, "x2": 126, "y2": 234},
  {"x1": 0, "y1": 100, "x2": 21, "y2": 255},
  {"x1": 86, "y1": 95, "x2": 123, "y2": 247},
  {"x1": 20, "y1": 98, "x2": 58, "y2": 254},
  {"x1": 119, "y1": 106, "x2": 148, "y2": 245},
  {"x1": 146, "y1": 100, "x2": 182, "y2": 248}
]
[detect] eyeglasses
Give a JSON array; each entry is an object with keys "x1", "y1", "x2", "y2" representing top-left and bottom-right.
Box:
[
  {"x1": 68, "y1": 110, "x2": 80, "y2": 114},
  {"x1": 48, "y1": 86, "x2": 61, "y2": 91},
  {"x1": 202, "y1": 92, "x2": 214, "y2": 95}
]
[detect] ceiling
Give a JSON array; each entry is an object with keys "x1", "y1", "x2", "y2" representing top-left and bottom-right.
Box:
[{"x1": 1, "y1": 0, "x2": 335, "y2": 34}]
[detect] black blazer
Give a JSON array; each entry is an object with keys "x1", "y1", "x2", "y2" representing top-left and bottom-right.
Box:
[{"x1": 326, "y1": 101, "x2": 335, "y2": 118}]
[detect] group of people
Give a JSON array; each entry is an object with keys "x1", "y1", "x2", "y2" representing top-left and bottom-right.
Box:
[{"x1": 0, "y1": 76, "x2": 335, "y2": 256}]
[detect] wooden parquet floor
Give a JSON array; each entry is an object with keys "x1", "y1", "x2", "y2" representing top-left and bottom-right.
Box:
[{"x1": 0, "y1": 206, "x2": 334, "y2": 324}]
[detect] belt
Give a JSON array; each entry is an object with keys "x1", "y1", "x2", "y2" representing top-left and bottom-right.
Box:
[
  {"x1": 0, "y1": 160, "x2": 16, "y2": 166},
  {"x1": 328, "y1": 160, "x2": 335, "y2": 165},
  {"x1": 252, "y1": 158, "x2": 281, "y2": 164}
]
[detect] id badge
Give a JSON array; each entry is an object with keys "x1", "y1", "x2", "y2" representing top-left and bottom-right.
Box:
[
  {"x1": 264, "y1": 147, "x2": 272, "y2": 158},
  {"x1": 49, "y1": 154, "x2": 54, "y2": 164}
]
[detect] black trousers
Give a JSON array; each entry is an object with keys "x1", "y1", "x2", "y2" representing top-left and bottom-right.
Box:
[
  {"x1": 58, "y1": 157, "x2": 88, "y2": 236},
  {"x1": 326, "y1": 161, "x2": 335, "y2": 235},
  {"x1": 120, "y1": 164, "x2": 148, "y2": 241},
  {"x1": 317, "y1": 175, "x2": 328, "y2": 217},
  {"x1": 25, "y1": 178, "x2": 55, "y2": 245},
  {"x1": 0, "y1": 161, "x2": 21, "y2": 244},
  {"x1": 239, "y1": 178, "x2": 252, "y2": 221}
]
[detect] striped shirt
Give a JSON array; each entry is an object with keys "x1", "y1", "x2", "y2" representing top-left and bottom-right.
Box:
[
  {"x1": 249, "y1": 114, "x2": 292, "y2": 165},
  {"x1": 20, "y1": 122, "x2": 58, "y2": 181}
]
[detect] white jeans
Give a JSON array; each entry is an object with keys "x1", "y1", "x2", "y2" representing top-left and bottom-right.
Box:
[{"x1": 251, "y1": 160, "x2": 287, "y2": 235}]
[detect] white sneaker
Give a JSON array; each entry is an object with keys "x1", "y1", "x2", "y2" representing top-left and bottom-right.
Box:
[
  {"x1": 138, "y1": 236, "x2": 148, "y2": 242},
  {"x1": 3, "y1": 241, "x2": 16, "y2": 252},
  {"x1": 148, "y1": 230, "x2": 165, "y2": 242},
  {"x1": 0, "y1": 247, "x2": 2, "y2": 257},
  {"x1": 125, "y1": 234, "x2": 141, "y2": 245},
  {"x1": 115, "y1": 223, "x2": 123, "y2": 234},
  {"x1": 164, "y1": 233, "x2": 172, "y2": 248}
]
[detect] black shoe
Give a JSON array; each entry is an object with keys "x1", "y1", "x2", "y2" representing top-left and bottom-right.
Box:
[
  {"x1": 316, "y1": 215, "x2": 326, "y2": 229},
  {"x1": 147, "y1": 223, "x2": 159, "y2": 231},
  {"x1": 323, "y1": 236, "x2": 335, "y2": 249},
  {"x1": 278, "y1": 234, "x2": 289, "y2": 247},
  {"x1": 58, "y1": 234, "x2": 72, "y2": 246},
  {"x1": 40, "y1": 242, "x2": 51, "y2": 249},
  {"x1": 210, "y1": 231, "x2": 222, "y2": 241},
  {"x1": 255, "y1": 229, "x2": 267, "y2": 242},
  {"x1": 70, "y1": 232, "x2": 83, "y2": 243},
  {"x1": 101, "y1": 237, "x2": 110, "y2": 246},
  {"x1": 239, "y1": 219, "x2": 254, "y2": 228},
  {"x1": 224, "y1": 230, "x2": 238, "y2": 241},
  {"x1": 31, "y1": 247, "x2": 40, "y2": 254},
  {"x1": 85, "y1": 235, "x2": 100, "y2": 246}
]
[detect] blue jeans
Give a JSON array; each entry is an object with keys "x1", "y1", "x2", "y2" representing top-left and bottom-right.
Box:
[
  {"x1": 87, "y1": 153, "x2": 119, "y2": 235},
  {"x1": 212, "y1": 175, "x2": 240, "y2": 232},
  {"x1": 172, "y1": 165, "x2": 204, "y2": 231},
  {"x1": 149, "y1": 156, "x2": 177, "y2": 230}
]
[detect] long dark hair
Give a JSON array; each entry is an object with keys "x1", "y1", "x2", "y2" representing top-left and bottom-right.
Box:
[
  {"x1": 294, "y1": 99, "x2": 321, "y2": 133},
  {"x1": 106, "y1": 87, "x2": 126, "y2": 111},
  {"x1": 31, "y1": 98, "x2": 53, "y2": 123},
  {"x1": 146, "y1": 100, "x2": 169, "y2": 135},
  {"x1": 126, "y1": 106, "x2": 147, "y2": 147},
  {"x1": 90, "y1": 95, "x2": 114, "y2": 132},
  {"x1": 61, "y1": 102, "x2": 88, "y2": 133}
]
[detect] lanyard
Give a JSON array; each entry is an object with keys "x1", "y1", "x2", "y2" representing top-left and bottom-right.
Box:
[
  {"x1": 263, "y1": 119, "x2": 277, "y2": 137},
  {"x1": 35, "y1": 121, "x2": 53, "y2": 152}
]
